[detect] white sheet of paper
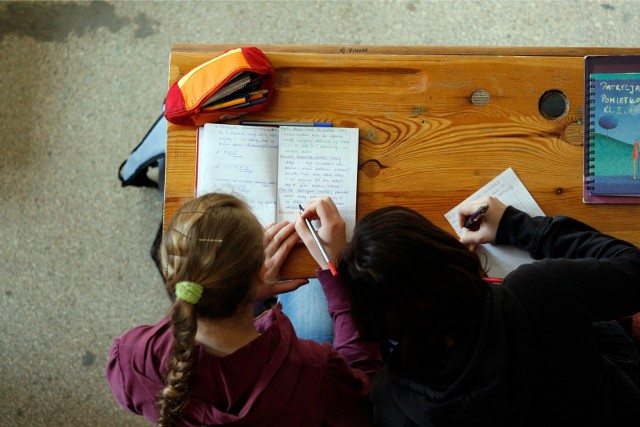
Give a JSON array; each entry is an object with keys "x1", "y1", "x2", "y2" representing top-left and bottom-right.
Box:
[
  {"x1": 277, "y1": 126, "x2": 360, "y2": 237},
  {"x1": 197, "y1": 124, "x2": 279, "y2": 226},
  {"x1": 444, "y1": 167, "x2": 545, "y2": 278}
]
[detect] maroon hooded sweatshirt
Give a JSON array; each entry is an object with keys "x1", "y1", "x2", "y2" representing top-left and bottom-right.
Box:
[{"x1": 106, "y1": 270, "x2": 383, "y2": 426}]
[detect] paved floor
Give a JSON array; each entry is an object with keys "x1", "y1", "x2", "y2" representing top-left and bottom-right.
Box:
[{"x1": 1, "y1": 1, "x2": 640, "y2": 425}]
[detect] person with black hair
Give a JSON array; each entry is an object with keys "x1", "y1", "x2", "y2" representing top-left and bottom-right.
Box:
[{"x1": 298, "y1": 195, "x2": 640, "y2": 426}]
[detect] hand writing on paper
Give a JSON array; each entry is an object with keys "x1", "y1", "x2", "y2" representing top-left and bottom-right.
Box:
[
  {"x1": 296, "y1": 197, "x2": 347, "y2": 270},
  {"x1": 458, "y1": 196, "x2": 507, "y2": 251}
]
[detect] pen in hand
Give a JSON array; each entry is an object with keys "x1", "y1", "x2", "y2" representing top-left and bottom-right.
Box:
[
  {"x1": 298, "y1": 204, "x2": 338, "y2": 276},
  {"x1": 463, "y1": 203, "x2": 489, "y2": 230}
]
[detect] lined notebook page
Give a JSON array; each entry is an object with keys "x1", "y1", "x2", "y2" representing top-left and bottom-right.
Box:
[
  {"x1": 197, "y1": 124, "x2": 279, "y2": 226},
  {"x1": 196, "y1": 124, "x2": 360, "y2": 232},
  {"x1": 277, "y1": 126, "x2": 360, "y2": 237},
  {"x1": 444, "y1": 167, "x2": 545, "y2": 278}
]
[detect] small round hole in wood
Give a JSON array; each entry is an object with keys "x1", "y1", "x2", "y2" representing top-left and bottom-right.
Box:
[
  {"x1": 471, "y1": 89, "x2": 490, "y2": 106},
  {"x1": 539, "y1": 90, "x2": 568, "y2": 120}
]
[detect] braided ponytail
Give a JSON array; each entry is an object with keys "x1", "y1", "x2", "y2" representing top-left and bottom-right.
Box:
[
  {"x1": 157, "y1": 302, "x2": 197, "y2": 427},
  {"x1": 156, "y1": 193, "x2": 266, "y2": 425}
]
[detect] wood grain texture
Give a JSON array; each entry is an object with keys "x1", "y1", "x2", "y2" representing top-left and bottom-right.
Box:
[{"x1": 165, "y1": 45, "x2": 640, "y2": 278}]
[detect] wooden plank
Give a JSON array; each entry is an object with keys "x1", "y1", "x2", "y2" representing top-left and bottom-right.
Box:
[
  {"x1": 170, "y1": 44, "x2": 640, "y2": 58},
  {"x1": 165, "y1": 46, "x2": 640, "y2": 278}
]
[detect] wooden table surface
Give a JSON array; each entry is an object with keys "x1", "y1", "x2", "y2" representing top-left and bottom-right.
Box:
[{"x1": 165, "y1": 45, "x2": 640, "y2": 278}]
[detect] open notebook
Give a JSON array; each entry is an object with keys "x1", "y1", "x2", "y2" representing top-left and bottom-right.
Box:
[
  {"x1": 444, "y1": 167, "x2": 545, "y2": 278},
  {"x1": 196, "y1": 123, "x2": 360, "y2": 236}
]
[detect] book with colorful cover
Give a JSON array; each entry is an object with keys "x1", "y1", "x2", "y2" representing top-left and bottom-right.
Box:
[{"x1": 584, "y1": 56, "x2": 640, "y2": 203}]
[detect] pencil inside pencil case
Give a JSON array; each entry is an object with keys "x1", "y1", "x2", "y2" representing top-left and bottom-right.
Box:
[{"x1": 164, "y1": 47, "x2": 274, "y2": 126}]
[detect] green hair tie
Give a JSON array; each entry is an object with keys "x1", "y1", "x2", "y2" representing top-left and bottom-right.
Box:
[{"x1": 175, "y1": 281, "x2": 203, "y2": 304}]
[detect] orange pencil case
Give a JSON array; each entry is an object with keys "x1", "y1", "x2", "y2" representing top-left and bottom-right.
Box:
[{"x1": 164, "y1": 47, "x2": 274, "y2": 126}]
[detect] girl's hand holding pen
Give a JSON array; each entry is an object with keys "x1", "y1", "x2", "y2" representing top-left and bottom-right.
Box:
[
  {"x1": 295, "y1": 197, "x2": 347, "y2": 272},
  {"x1": 458, "y1": 196, "x2": 507, "y2": 250}
]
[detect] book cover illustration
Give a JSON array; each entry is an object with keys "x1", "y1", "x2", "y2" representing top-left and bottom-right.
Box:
[{"x1": 587, "y1": 73, "x2": 640, "y2": 196}]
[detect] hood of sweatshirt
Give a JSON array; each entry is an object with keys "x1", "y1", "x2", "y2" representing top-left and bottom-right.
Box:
[
  {"x1": 128, "y1": 306, "x2": 307, "y2": 426},
  {"x1": 372, "y1": 284, "x2": 538, "y2": 427}
]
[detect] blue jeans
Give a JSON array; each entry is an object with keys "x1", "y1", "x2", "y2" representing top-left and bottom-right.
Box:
[{"x1": 278, "y1": 278, "x2": 334, "y2": 345}]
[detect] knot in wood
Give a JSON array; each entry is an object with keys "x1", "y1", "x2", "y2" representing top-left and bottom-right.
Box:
[{"x1": 360, "y1": 159, "x2": 387, "y2": 178}]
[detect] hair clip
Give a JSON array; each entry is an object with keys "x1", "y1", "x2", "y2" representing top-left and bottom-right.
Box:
[{"x1": 198, "y1": 239, "x2": 223, "y2": 243}]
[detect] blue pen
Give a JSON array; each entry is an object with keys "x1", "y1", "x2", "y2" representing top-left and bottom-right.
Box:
[{"x1": 239, "y1": 120, "x2": 332, "y2": 127}]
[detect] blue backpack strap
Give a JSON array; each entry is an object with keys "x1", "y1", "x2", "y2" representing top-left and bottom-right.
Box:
[
  {"x1": 119, "y1": 105, "x2": 168, "y2": 280},
  {"x1": 119, "y1": 111, "x2": 166, "y2": 188}
]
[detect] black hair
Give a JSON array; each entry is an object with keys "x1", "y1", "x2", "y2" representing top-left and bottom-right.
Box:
[{"x1": 338, "y1": 206, "x2": 485, "y2": 365}]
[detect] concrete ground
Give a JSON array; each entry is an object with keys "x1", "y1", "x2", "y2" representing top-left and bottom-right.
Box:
[{"x1": 1, "y1": 1, "x2": 639, "y2": 425}]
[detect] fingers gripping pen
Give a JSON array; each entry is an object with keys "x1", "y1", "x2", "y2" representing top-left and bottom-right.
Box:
[
  {"x1": 464, "y1": 203, "x2": 489, "y2": 229},
  {"x1": 299, "y1": 205, "x2": 338, "y2": 276}
]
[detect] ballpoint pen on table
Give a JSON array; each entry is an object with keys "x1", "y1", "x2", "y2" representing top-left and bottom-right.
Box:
[
  {"x1": 298, "y1": 204, "x2": 338, "y2": 276},
  {"x1": 240, "y1": 120, "x2": 332, "y2": 127}
]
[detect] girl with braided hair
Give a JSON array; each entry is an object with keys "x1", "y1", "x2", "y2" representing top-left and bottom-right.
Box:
[{"x1": 106, "y1": 193, "x2": 382, "y2": 426}]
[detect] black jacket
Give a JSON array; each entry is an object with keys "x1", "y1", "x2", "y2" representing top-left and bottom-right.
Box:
[{"x1": 372, "y1": 207, "x2": 640, "y2": 426}]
